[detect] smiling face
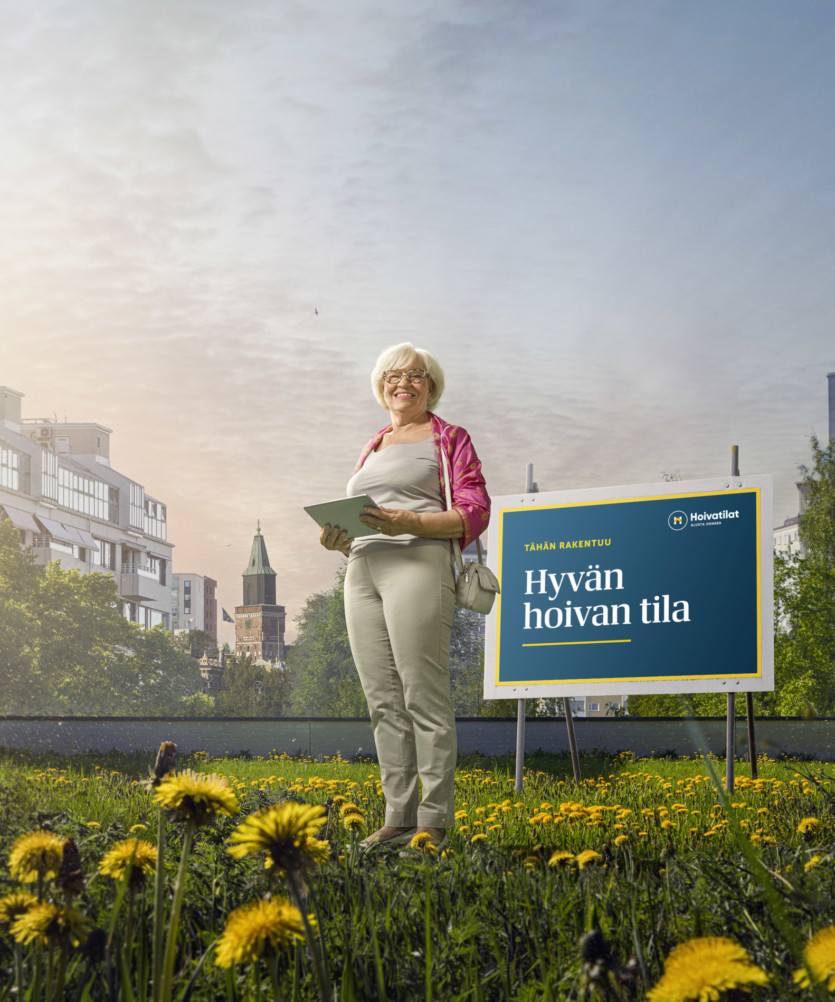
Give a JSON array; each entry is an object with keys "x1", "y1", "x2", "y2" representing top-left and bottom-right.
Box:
[{"x1": 382, "y1": 356, "x2": 432, "y2": 422}]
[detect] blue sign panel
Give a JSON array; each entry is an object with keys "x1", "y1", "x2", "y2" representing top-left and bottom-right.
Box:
[{"x1": 485, "y1": 479, "x2": 774, "y2": 696}]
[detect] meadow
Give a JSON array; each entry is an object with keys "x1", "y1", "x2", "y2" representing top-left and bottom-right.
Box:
[{"x1": 1, "y1": 744, "x2": 834, "y2": 1001}]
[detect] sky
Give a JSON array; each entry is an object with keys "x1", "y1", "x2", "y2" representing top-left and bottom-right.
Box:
[{"x1": 2, "y1": 0, "x2": 834, "y2": 646}]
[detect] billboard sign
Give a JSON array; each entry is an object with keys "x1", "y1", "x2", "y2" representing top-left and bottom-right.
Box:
[{"x1": 483, "y1": 476, "x2": 773, "y2": 698}]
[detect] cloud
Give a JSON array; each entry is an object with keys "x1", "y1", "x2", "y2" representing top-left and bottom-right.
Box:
[{"x1": 1, "y1": 0, "x2": 834, "y2": 637}]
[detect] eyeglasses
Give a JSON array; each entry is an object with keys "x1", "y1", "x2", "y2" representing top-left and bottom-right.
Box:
[{"x1": 383, "y1": 369, "x2": 428, "y2": 385}]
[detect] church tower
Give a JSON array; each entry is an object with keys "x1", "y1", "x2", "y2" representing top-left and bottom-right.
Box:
[{"x1": 234, "y1": 522, "x2": 286, "y2": 662}]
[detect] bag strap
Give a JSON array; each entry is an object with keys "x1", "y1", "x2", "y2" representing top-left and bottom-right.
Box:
[{"x1": 441, "y1": 447, "x2": 483, "y2": 576}]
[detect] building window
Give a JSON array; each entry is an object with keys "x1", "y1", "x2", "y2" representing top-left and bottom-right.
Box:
[
  {"x1": 129, "y1": 483, "x2": 145, "y2": 530},
  {"x1": 56, "y1": 465, "x2": 110, "y2": 520},
  {"x1": 144, "y1": 498, "x2": 167, "y2": 540},
  {"x1": 42, "y1": 451, "x2": 58, "y2": 501},
  {"x1": 1, "y1": 445, "x2": 21, "y2": 491},
  {"x1": 588, "y1": 702, "x2": 600, "y2": 713},
  {"x1": 92, "y1": 539, "x2": 115, "y2": 571},
  {"x1": 108, "y1": 486, "x2": 119, "y2": 524}
]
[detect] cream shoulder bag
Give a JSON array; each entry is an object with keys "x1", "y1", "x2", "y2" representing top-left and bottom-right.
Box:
[{"x1": 440, "y1": 448, "x2": 500, "y2": 614}]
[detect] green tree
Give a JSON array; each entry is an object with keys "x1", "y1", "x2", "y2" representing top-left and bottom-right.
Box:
[
  {"x1": 173, "y1": 628, "x2": 218, "y2": 660},
  {"x1": 0, "y1": 517, "x2": 203, "y2": 714},
  {"x1": 449, "y1": 607, "x2": 486, "y2": 715},
  {"x1": 287, "y1": 567, "x2": 367, "y2": 716},
  {"x1": 0, "y1": 518, "x2": 42, "y2": 710},
  {"x1": 181, "y1": 691, "x2": 217, "y2": 715},
  {"x1": 215, "y1": 655, "x2": 290, "y2": 716},
  {"x1": 770, "y1": 435, "x2": 835, "y2": 715}
]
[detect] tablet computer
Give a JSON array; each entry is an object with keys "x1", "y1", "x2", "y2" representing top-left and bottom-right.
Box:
[{"x1": 304, "y1": 494, "x2": 380, "y2": 539}]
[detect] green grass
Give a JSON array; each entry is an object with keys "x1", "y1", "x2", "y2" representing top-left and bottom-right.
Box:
[{"x1": 1, "y1": 747, "x2": 834, "y2": 1000}]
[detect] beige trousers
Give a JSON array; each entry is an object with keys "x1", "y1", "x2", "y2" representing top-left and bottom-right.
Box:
[{"x1": 344, "y1": 542, "x2": 456, "y2": 828}]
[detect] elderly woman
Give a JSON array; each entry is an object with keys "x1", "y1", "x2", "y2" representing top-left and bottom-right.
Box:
[{"x1": 320, "y1": 342, "x2": 490, "y2": 850}]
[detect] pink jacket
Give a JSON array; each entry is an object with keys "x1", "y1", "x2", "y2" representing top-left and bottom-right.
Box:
[{"x1": 353, "y1": 412, "x2": 491, "y2": 549}]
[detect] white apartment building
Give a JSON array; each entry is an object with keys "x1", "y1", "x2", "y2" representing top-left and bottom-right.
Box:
[
  {"x1": 0, "y1": 386, "x2": 173, "y2": 628},
  {"x1": 172, "y1": 573, "x2": 218, "y2": 640}
]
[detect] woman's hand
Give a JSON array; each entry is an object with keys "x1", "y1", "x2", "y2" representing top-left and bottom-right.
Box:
[
  {"x1": 319, "y1": 523, "x2": 353, "y2": 556},
  {"x1": 358, "y1": 506, "x2": 466, "y2": 539},
  {"x1": 358, "y1": 506, "x2": 421, "y2": 536}
]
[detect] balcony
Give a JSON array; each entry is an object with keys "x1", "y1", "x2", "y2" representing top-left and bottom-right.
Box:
[{"x1": 120, "y1": 563, "x2": 168, "y2": 604}]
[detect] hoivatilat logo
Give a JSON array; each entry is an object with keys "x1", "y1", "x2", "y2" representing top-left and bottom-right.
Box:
[{"x1": 668, "y1": 510, "x2": 688, "y2": 531}]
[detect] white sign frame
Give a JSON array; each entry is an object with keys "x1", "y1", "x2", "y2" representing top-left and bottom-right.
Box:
[{"x1": 483, "y1": 475, "x2": 774, "y2": 699}]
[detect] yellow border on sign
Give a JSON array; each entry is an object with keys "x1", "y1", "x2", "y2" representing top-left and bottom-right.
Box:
[{"x1": 493, "y1": 488, "x2": 762, "y2": 686}]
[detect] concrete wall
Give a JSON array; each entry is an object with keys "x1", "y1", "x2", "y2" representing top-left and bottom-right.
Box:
[{"x1": 2, "y1": 716, "x2": 835, "y2": 761}]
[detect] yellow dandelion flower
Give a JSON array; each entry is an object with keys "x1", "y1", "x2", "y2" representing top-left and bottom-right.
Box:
[
  {"x1": 0, "y1": 892, "x2": 38, "y2": 926},
  {"x1": 470, "y1": 834, "x2": 487, "y2": 844},
  {"x1": 98, "y1": 839, "x2": 158, "y2": 887},
  {"x1": 647, "y1": 937, "x2": 769, "y2": 1002},
  {"x1": 614, "y1": 835, "x2": 629, "y2": 847},
  {"x1": 227, "y1": 802, "x2": 327, "y2": 873},
  {"x1": 661, "y1": 820, "x2": 676, "y2": 830},
  {"x1": 215, "y1": 897, "x2": 309, "y2": 968},
  {"x1": 153, "y1": 771, "x2": 240, "y2": 826},
  {"x1": 798, "y1": 817, "x2": 821, "y2": 837},
  {"x1": 547, "y1": 850, "x2": 574, "y2": 867},
  {"x1": 8, "y1": 831, "x2": 64, "y2": 884},
  {"x1": 338, "y1": 802, "x2": 360, "y2": 816},
  {"x1": 129, "y1": 824, "x2": 148, "y2": 834},
  {"x1": 805, "y1": 854, "x2": 825, "y2": 872},
  {"x1": 576, "y1": 850, "x2": 604, "y2": 870},
  {"x1": 794, "y1": 925, "x2": 835, "y2": 990},
  {"x1": 408, "y1": 832, "x2": 437, "y2": 852},
  {"x1": 343, "y1": 814, "x2": 365, "y2": 833},
  {"x1": 11, "y1": 903, "x2": 91, "y2": 948}
]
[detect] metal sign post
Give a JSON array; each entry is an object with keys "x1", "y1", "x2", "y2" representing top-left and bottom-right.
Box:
[
  {"x1": 729, "y1": 445, "x2": 758, "y2": 784},
  {"x1": 514, "y1": 464, "x2": 582, "y2": 792},
  {"x1": 514, "y1": 465, "x2": 534, "y2": 793}
]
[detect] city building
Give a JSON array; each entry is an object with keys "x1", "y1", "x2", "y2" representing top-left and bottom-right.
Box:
[
  {"x1": 198, "y1": 651, "x2": 226, "y2": 694},
  {"x1": 0, "y1": 385, "x2": 173, "y2": 628},
  {"x1": 172, "y1": 573, "x2": 218, "y2": 640},
  {"x1": 234, "y1": 523, "x2": 286, "y2": 662}
]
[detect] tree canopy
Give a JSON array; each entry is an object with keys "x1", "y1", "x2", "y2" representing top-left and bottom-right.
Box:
[{"x1": 0, "y1": 518, "x2": 203, "y2": 715}]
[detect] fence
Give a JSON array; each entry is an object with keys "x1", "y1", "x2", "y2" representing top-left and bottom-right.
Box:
[{"x1": 2, "y1": 716, "x2": 835, "y2": 761}]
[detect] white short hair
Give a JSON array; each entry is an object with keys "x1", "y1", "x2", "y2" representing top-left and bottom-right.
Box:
[{"x1": 371, "y1": 342, "x2": 445, "y2": 411}]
